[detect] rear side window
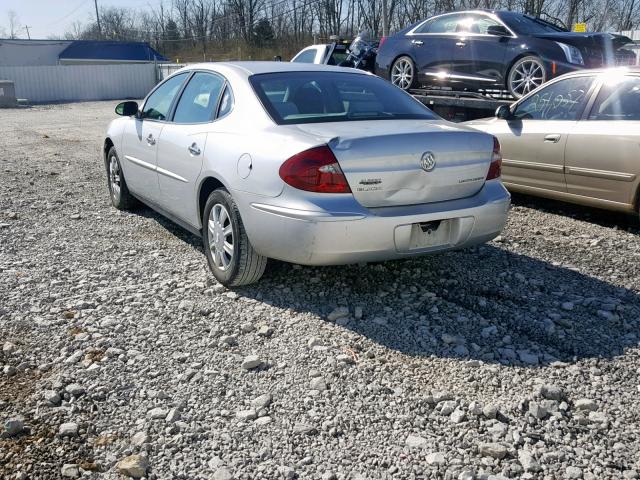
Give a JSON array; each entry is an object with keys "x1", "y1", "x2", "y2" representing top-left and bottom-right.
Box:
[
  {"x1": 513, "y1": 76, "x2": 594, "y2": 120},
  {"x1": 250, "y1": 71, "x2": 437, "y2": 125},
  {"x1": 292, "y1": 49, "x2": 317, "y2": 63},
  {"x1": 142, "y1": 72, "x2": 188, "y2": 120},
  {"x1": 173, "y1": 72, "x2": 225, "y2": 124},
  {"x1": 588, "y1": 76, "x2": 640, "y2": 121}
]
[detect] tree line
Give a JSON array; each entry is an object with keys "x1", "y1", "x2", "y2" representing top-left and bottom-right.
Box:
[{"x1": 3, "y1": 0, "x2": 639, "y2": 61}]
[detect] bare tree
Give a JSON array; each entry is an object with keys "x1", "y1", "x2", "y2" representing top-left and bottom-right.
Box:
[{"x1": 7, "y1": 10, "x2": 21, "y2": 39}]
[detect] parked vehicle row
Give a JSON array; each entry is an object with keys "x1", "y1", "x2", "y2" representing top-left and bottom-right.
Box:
[{"x1": 105, "y1": 62, "x2": 510, "y2": 286}]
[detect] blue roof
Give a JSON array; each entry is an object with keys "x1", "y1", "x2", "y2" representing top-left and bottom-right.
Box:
[{"x1": 59, "y1": 41, "x2": 167, "y2": 62}]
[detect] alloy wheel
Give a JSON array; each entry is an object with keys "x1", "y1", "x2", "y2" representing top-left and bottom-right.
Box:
[
  {"x1": 208, "y1": 203, "x2": 234, "y2": 271},
  {"x1": 391, "y1": 58, "x2": 414, "y2": 90},
  {"x1": 510, "y1": 59, "x2": 545, "y2": 97},
  {"x1": 109, "y1": 155, "x2": 121, "y2": 199}
]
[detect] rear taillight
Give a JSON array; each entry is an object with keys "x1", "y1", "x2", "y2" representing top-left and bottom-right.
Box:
[
  {"x1": 486, "y1": 137, "x2": 502, "y2": 180},
  {"x1": 379, "y1": 36, "x2": 388, "y2": 49},
  {"x1": 279, "y1": 145, "x2": 351, "y2": 194}
]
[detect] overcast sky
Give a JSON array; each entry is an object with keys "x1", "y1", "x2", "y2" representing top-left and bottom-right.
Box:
[{"x1": 2, "y1": 0, "x2": 165, "y2": 39}]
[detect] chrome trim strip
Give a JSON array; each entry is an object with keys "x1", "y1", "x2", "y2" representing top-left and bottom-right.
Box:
[
  {"x1": 157, "y1": 166, "x2": 188, "y2": 183},
  {"x1": 565, "y1": 166, "x2": 636, "y2": 182},
  {"x1": 125, "y1": 155, "x2": 156, "y2": 172},
  {"x1": 125, "y1": 155, "x2": 189, "y2": 183},
  {"x1": 423, "y1": 72, "x2": 497, "y2": 82},
  {"x1": 503, "y1": 159, "x2": 564, "y2": 173},
  {"x1": 251, "y1": 203, "x2": 365, "y2": 222}
]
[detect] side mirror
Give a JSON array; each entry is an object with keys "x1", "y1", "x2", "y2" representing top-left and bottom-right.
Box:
[
  {"x1": 115, "y1": 101, "x2": 139, "y2": 117},
  {"x1": 273, "y1": 55, "x2": 282, "y2": 62},
  {"x1": 486, "y1": 25, "x2": 510, "y2": 37},
  {"x1": 495, "y1": 105, "x2": 513, "y2": 120}
]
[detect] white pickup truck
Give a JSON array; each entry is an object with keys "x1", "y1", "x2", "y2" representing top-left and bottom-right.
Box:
[{"x1": 290, "y1": 41, "x2": 350, "y2": 65}]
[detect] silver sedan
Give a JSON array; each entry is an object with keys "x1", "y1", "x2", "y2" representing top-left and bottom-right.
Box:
[{"x1": 104, "y1": 62, "x2": 510, "y2": 286}]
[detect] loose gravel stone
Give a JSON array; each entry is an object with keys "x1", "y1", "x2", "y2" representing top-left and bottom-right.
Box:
[
  {"x1": 241, "y1": 355, "x2": 263, "y2": 370},
  {"x1": 60, "y1": 464, "x2": 80, "y2": 478},
  {"x1": 116, "y1": 454, "x2": 148, "y2": 478},
  {"x1": 479, "y1": 443, "x2": 508, "y2": 459},
  {"x1": 58, "y1": 422, "x2": 78, "y2": 437},
  {"x1": 406, "y1": 434, "x2": 428, "y2": 449},
  {"x1": 3, "y1": 418, "x2": 24, "y2": 437}
]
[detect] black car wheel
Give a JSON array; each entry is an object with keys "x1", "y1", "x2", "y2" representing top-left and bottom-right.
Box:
[
  {"x1": 507, "y1": 56, "x2": 547, "y2": 99},
  {"x1": 106, "y1": 146, "x2": 138, "y2": 210},
  {"x1": 202, "y1": 188, "x2": 267, "y2": 287},
  {"x1": 390, "y1": 56, "x2": 416, "y2": 91}
]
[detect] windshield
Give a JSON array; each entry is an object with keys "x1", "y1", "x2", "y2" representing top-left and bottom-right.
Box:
[
  {"x1": 250, "y1": 71, "x2": 437, "y2": 125},
  {"x1": 504, "y1": 14, "x2": 566, "y2": 34}
]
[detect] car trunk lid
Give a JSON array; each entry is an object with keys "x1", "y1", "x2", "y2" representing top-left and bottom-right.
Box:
[{"x1": 288, "y1": 120, "x2": 494, "y2": 208}]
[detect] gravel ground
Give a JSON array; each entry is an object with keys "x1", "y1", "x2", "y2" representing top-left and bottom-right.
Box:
[{"x1": 1, "y1": 101, "x2": 640, "y2": 480}]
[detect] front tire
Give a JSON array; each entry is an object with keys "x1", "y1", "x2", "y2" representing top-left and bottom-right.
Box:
[
  {"x1": 202, "y1": 189, "x2": 267, "y2": 287},
  {"x1": 390, "y1": 56, "x2": 417, "y2": 91},
  {"x1": 106, "y1": 146, "x2": 137, "y2": 210},
  {"x1": 507, "y1": 56, "x2": 547, "y2": 99}
]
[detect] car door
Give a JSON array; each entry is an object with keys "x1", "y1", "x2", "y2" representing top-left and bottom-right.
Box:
[
  {"x1": 155, "y1": 71, "x2": 227, "y2": 226},
  {"x1": 121, "y1": 72, "x2": 189, "y2": 203},
  {"x1": 450, "y1": 13, "x2": 509, "y2": 86},
  {"x1": 494, "y1": 75, "x2": 595, "y2": 192},
  {"x1": 564, "y1": 74, "x2": 640, "y2": 207},
  {"x1": 407, "y1": 13, "x2": 458, "y2": 84}
]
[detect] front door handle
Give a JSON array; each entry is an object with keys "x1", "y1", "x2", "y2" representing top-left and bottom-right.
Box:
[
  {"x1": 188, "y1": 143, "x2": 201, "y2": 156},
  {"x1": 544, "y1": 134, "x2": 561, "y2": 143},
  {"x1": 455, "y1": 41, "x2": 466, "y2": 47},
  {"x1": 146, "y1": 134, "x2": 156, "y2": 146},
  {"x1": 411, "y1": 39, "x2": 424, "y2": 46}
]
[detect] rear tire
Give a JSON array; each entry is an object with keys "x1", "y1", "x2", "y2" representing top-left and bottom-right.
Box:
[
  {"x1": 390, "y1": 56, "x2": 417, "y2": 91},
  {"x1": 507, "y1": 55, "x2": 547, "y2": 99},
  {"x1": 202, "y1": 188, "x2": 267, "y2": 287},
  {"x1": 106, "y1": 147, "x2": 138, "y2": 210}
]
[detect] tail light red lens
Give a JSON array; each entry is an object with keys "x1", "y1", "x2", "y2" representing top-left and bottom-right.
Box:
[
  {"x1": 486, "y1": 136, "x2": 502, "y2": 180},
  {"x1": 379, "y1": 36, "x2": 388, "y2": 49},
  {"x1": 279, "y1": 145, "x2": 352, "y2": 194}
]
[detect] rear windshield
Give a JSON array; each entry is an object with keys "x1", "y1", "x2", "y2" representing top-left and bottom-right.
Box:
[{"x1": 249, "y1": 71, "x2": 437, "y2": 125}]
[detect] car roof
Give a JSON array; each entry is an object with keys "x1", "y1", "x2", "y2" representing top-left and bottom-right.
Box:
[{"x1": 178, "y1": 61, "x2": 369, "y2": 77}]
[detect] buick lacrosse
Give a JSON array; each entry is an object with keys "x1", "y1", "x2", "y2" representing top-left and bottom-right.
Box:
[{"x1": 104, "y1": 62, "x2": 510, "y2": 286}]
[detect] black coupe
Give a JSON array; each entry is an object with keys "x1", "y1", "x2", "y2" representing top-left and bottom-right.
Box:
[{"x1": 375, "y1": 10, "x2": 635, "y2": 98}]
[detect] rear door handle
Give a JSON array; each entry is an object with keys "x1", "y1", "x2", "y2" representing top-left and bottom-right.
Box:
[
  {"x1": 146, "y1": 134, "x2": 156, "y2": 146},
  {"x1": 455, "y1": 42, "x2": 466, "y2": 47},
  {"x1": 544, "y1": 134, "x2": 561, "y2": 143},
  {"x1": 411, "y1": 39, "x2": 424, "y2": 46},
  {"x1": 188, "y1": 142, "x2": 201, "y2": 156}
]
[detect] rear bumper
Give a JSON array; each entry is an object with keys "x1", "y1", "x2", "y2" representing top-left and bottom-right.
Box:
[{"x1": 233, "y1": 180, "x2": 511, "y2": 266}]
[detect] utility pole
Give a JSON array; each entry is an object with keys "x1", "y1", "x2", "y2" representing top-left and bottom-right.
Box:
[
  {"x1": 24, "y1": 25, "x2": 31, "y2": 39},
  {"x1": 94, "y1": 0, "x2": 102, "y2": 38},
  {"x1": 381, "y1": 0, "x2": 389, "y2": 37}
]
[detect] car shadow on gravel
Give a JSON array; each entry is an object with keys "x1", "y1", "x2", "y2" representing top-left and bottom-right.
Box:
[
  {"x1": 135, "y1": 204, "x2": 639, "y2": 367},
  {"x1": 238, "y1": 246, "x2": 640, "y2": 368},
  {"x1": 511, "y1": 192, "x2": 640, "y2": 234}
]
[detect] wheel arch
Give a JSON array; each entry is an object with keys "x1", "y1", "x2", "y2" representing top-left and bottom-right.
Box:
[
  {"x1": 197, "y1": 175, "x2": 229, "y2": 229},
  {"x1": 103, "y1": 137, "x2": 114, "y2": 172}
]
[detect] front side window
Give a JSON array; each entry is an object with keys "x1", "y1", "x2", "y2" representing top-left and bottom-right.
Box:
[
  {"x1": 292, "y1": 49, "x2": 318, "y2": 63},
  {"x1": 588, "y1": 76, "x2": 640, "y2": 121},
  {"x1": 250, "y1": 71, "x2": 438, "y2": 125},
  {"x1": 173, "y1": 72, "x2": 225, "y2": 124},
  {"x1": 142, "y1": 73, "x2": 188, "y2": 121},
  {"x1": 512, "y1": 76, "x2": 594, "y2": 121},
  {"x1": 416, "y1": 13, "x2": 500, "y2": 34}
]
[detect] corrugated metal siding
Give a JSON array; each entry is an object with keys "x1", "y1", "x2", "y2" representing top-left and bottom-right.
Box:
[{"x1": 0, "y1": 64, "x2": 157, "y2": 103}]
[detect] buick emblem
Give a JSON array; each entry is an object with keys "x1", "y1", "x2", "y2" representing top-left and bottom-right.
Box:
[{"x1": 420, "y1": 151, "x2": 436, "y2": 172}]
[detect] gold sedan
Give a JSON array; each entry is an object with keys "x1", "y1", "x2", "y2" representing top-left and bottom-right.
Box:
[{"x1": 466, "y1": 68, "x2": 640, "y2": 217}]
